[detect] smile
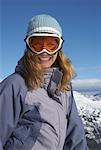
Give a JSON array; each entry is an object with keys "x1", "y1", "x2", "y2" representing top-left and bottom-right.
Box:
[{"x1": 39, "y1": 57, "x2": 51, "y2": 61}]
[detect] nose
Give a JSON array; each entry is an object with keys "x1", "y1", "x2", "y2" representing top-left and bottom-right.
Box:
[{"x1": 42, "y1": 43, "x2": 46, "y2": 50}]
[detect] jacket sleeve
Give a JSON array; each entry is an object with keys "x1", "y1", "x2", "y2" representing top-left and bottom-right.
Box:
[
  {"x1": 63, "y1": 85, "x2": 89, "y2": 150},
  {"x1": 0, "y1": 74, "x2": 27, "y2": 149}
]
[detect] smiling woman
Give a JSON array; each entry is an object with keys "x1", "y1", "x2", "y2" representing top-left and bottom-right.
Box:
[{"x1": 0, "y1": 14, "x2": 89, "y2": 150}]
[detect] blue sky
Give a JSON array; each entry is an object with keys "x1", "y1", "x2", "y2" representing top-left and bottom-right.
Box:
[{"x1": 0, "y1": 0, "x2": 101, "y2": 86}]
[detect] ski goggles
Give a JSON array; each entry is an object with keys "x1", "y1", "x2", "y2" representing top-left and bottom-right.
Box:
[{"x1": 25, "y1": 33, "x2": 63, "y2": 55}]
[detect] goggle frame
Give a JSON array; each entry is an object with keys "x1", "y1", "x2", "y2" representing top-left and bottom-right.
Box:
[{"x1": 25, "y1": 33, "x2": 63, "y2": 55}]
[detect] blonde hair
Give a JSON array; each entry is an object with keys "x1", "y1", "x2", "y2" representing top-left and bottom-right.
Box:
[{"x1": 21, "y1": 49, "x2": 74, "y2": 91}]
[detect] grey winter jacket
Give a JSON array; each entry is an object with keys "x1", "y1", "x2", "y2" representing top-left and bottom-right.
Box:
[{"x1": 0, "y1": 65, "x2": 88, "y2": 149}]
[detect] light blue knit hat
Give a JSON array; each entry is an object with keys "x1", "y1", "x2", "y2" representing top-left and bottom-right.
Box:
[{"x1": 26, "y1": 14, "x2": 62, "y2": 38}]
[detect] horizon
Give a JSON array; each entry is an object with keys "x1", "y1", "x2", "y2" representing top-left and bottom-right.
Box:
[{"x1": 0, "y1": 78, "x2": 101, "y2": 93}]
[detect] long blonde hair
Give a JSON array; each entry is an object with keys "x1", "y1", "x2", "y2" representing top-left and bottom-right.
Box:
[{"x1": 21, "y1": 49, "x2": 74, "y2": 91}]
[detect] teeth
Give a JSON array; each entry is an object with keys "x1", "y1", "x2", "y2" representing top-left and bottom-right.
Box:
[{"x1": 40, "y1": 57, "x2": 50, "y2": 61}]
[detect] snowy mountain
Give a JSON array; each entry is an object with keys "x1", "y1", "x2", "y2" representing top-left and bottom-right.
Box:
[
  {"x1": 94, "y1": 92, "x2": 101, "y2": 97},
  {"x1": 83, "y1": 92, "x2": 101, "y2": 101},
  {"x1": 93, "y1": 92, "x2": 101, "y2": 101},
  {"x1": 73, "y1": 91, "x2": 101, "y2": 145}
]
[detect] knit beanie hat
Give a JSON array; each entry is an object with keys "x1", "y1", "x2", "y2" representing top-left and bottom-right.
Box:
[{"x1": 26, "y1": 14, "x2": 62, "y2": 38}]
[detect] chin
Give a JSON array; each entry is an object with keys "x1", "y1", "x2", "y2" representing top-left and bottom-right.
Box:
[
  {"x1": 40, "y1": 59, "x2": 54, "y2": 69},
  {"x1": 41, "y1": 65, "x2": 51, "y2": 69},
  {"x1": 41, "y1": 63, "x2": 52, "y2": 69}
]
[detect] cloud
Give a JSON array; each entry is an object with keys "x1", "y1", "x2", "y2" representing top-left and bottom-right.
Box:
[{"x1": 72, "y1": 79, "x2": 101, "y2": 88}]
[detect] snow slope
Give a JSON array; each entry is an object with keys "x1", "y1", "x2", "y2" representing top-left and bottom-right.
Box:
[{"x1": 73, "y1": 91, "x2": 101, "y2": 144}]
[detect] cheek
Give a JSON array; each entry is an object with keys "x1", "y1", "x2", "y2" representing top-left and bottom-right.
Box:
[{"x1": 52, "y1": 53, "x2": 58, "y2": 62}]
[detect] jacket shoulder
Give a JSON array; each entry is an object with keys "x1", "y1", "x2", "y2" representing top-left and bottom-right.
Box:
[{"x1": 0, "y1": 73, "x2": 27, "y2": 92}]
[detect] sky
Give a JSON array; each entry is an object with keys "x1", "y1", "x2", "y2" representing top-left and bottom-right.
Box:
[{"x1": 0, "y1": 0, "x2": 101, "y2": 88}]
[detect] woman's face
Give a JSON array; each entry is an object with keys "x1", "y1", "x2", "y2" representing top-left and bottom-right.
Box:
[
  {"x1": 38, "y1": 52, "x2": 58, "y2": 69},
  {"x1": 29, "y1": 36, "x2": 59, "y2": 69}
]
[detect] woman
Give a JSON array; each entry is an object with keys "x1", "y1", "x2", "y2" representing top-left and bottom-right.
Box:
[{"x1": 0, "y1": 14, "x2": 88, "y2": 150}]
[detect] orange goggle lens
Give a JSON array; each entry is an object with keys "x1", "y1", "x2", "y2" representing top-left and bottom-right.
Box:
[{"x1": 28, "y1": 36, "x2": 61, "y2": 53}]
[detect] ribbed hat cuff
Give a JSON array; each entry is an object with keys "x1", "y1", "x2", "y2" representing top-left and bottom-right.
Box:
[{"x1": 27, "y1": 27, "x2": 62, "y2": 37}]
